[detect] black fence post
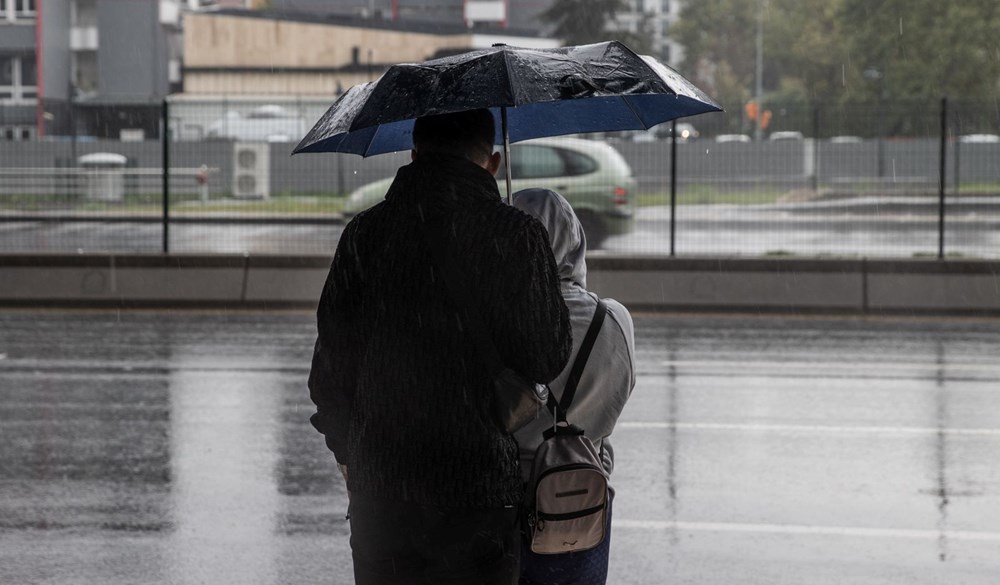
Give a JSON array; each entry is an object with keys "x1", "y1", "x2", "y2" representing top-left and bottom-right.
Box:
[
  {"x1": 669, "y1": 119, "x2": 678, "y2": 257},
  {"x1": 162, "y1": 99, "x2": 170, "y2": 254},
  {"x1": 953, "y1": 136, "x2": 961, "y2": 195},
  {"x1": 937, "y1": 97, "x2": 947, "y2": 260},
  {"x1": 811, "y1": 106, "x2": 820, "y2": 192}
]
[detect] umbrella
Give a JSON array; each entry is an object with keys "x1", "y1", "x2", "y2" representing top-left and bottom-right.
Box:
[{"x1": 292, "y1": 40, "x2": 721, "y2": 199}]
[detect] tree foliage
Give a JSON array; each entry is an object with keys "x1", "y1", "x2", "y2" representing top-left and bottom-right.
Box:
[
  {"x1": 674, "y1": 0, "x2": 1000, "y2": 116},
  {"x1": 541, "y1": 0, "x2": 625, "y2": 45}
]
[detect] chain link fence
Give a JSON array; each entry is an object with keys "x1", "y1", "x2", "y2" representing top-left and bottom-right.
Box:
[{"x1": 1, "y1": 97, "x2": 998, "y2": 257}]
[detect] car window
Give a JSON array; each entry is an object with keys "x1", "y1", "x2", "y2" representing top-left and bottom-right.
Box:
[
  {"x1": 559, "y1": 148, "x2": 598, "y2": 176},
  {"x1": 510, "y1": 145, "x2": 566, "y2": 179}
]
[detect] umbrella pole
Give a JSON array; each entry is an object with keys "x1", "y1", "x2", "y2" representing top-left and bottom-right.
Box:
[{"x1": 501, "y1": 106, "x2": 512, "y2": 204}]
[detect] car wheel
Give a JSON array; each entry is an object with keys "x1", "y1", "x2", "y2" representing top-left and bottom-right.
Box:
[{"x1": 576, "y1": 211, "x2": 607, "y2": 250}]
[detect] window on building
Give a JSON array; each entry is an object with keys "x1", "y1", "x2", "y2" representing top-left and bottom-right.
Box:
[
  {"x1": 0, "y1": 56, "x2": 14, "y2": 99},
  {"x1": 1, "y1": 125, "x2": 35, "y2": 141},
  {"x1": 20, "y1": 56, "x2": 36, "y2": 98},
  {"x1": 73, "y1": 0, "x2": 98, "y2": 27},
  {"x1": 0, "y1": 55, "x2": 38, "y2": 102},
  {"x1": 1, "y1": 0, "x2": 35, "y2": 20}
]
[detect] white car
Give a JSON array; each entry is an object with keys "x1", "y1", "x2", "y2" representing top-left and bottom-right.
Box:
[
  {"x1": 630, "y1": 122, "x2": 700, "y2": 142},
  {"x1": 715, "y1": 134, "x2": 752, "y2": 143},
  {"x1": 205, "y1": 105, "x2": 308, "y2": 143},
  {"x1": 958, "y1": 134, "x2": 1000, "y2": 144},
  {"x1": 829, "y1": 135, "x2": 863, "y2": 144},
  {"x1": 769, "y1": 131, "x2": 804, "y2": 141}
]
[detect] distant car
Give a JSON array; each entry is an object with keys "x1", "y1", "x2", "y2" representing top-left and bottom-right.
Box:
[
  {"x1": 343, "y1": 137, "x2": 637, "y2": 248},
  {"x1": 769, "y1": 131, "x2": 804, "y2": 141},
  {"x1": 958, "y1": 134, "x2": 1000, "y2": 144},
  {"x1": 630, "y1": 129, "x2": 658, "y2": 142},
  {"x1": 674, "y1": 123, "x2": 700, "y2": 141},
  {"x1": 631, "y1": 122, "x2": 700, "y2": 142},
  {"x1": 205, "y1": 105, "x2": 308, "y2": 142},
  {"x1": 715, "y1": 134, "x2": 752, "y2": 143},
  {"x1": 829, "y1": 135, "x2": 864, "y2": 144}
]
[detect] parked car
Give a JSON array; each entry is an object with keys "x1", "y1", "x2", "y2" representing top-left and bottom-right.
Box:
[
  {"x1": 630, "y1": 122, "x2": 700, "y2": 142},
  {"x1": 714, "y1": 134, "x2": 752, "y2": 143},
  {"x1": 343, "y1": 136, "x2": 637, "y2": 248},
  {"x1": 769, "y1": 130, "x2": 804, "y2": 141},
  {"x1": 205, "y1": 105, "x2": 308, "y2": 142},
  {"x1": 958, "y1": 134, "x2": 1000, "y2": 144},
  {"x1": 674, "y1": 122, "x2": 700, "y2": 141},
  {"x1": 829, "y1": 135, "x2": 863, "y2": 144}
]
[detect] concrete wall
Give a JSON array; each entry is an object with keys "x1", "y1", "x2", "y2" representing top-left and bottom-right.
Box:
[{"x1": 2, "y1": 255, "x2": 998, "y2": 314}]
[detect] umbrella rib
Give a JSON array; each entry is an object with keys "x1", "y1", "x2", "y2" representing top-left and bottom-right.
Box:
[
  {"x1": 619, "y1": 94, "x2": 648, "y2": 130},
  {"x1": 499, "y1": 48, "x2": 518, "y2": 108},
  {"x1": 364, "y1": 124, "x2": 382, "y2": 157}
]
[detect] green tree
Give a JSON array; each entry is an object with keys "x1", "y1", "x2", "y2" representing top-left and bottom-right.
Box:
[
  {"x1": 541, "y1": 0, "x2": 626, "y2": 45},
  {"x1": 839, "y1": 0, "x2": 1000, "y2": 102},
  {"x1": 671, "y1": 0, "x2": 758, "y2": 113},
  {"x1": 674, "y1": 0, "x2": 1000, "y2": 135}
]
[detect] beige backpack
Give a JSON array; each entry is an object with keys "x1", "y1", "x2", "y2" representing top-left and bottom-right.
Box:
[{"x1": 525, "y1": 300, "x2": 609, "y2": 554}]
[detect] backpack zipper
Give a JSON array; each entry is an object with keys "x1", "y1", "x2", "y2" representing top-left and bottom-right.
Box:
[{"x1": 536, "y1": 502, "x2": 606, "y2": 523}]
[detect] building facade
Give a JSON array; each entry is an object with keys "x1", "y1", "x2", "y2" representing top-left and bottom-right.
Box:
[
  {"x1": 0, "y1": 0, "x2": 39, "y2": 140},
  {"x1": 181, "y1": 8, "x2": 556, "y2": 96},
  {"x1": 0, "y1": 0, "x2": 186, "y2": 141},
  {"x1": 613, "y1": 0, "x2": 684, "y2": 66}
]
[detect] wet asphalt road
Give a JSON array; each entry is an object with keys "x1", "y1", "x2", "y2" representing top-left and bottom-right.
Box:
[
  {"x1": 1, "y1": 310, "x2": 999, "y2": 584},
  {"x1": 4, "y1": 202, "x2": 999, "y2": 257}
]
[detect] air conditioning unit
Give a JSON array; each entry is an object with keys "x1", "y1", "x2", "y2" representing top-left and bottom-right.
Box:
[{"x1": 232, "y1": 142, "x2": 270, "y2": 199}]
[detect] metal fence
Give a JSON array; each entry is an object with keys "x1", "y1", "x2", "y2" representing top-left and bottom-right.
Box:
[{"x1": 1, "y1": 97, "x2": 998, "y2": 258}]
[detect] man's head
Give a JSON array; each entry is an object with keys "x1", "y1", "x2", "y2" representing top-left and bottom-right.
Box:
[{"x1": 412, "y1": 109, "x2": 501, "y2": 174}]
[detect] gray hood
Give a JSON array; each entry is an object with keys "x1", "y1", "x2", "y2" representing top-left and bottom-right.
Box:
[
  {"x1": 512, "y1": 188, "x2": 587, "y2": 289},
  {"x1": 512, "y1": 188, "x2": 635, "y2": 481}
]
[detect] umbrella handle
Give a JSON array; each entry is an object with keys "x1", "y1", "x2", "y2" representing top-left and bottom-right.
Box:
[{"x1": 501, "y1": 106, "x2": 512, "y2": 204}]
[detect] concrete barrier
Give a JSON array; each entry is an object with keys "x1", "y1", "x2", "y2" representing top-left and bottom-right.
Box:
[
  {"x1": 1, "y1": 254, "x2": 998, "y2": 314},
  {"x1": 866, "y1": 260, "x2": 1000, "y2": 312},
  {"x1": 586, "y1": 258, "x2": 865, "y2": 311}
]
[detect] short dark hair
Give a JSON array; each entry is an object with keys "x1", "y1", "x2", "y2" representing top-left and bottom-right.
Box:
[{"x1": 412, "y1": 109, "x2": 496, "y2": 163}]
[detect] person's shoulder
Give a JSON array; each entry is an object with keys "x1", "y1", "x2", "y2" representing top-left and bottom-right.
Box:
[
  {"x1": 341, "y1": 200, "x2": 390, "y2": 234},
  {"x1": 599, "y1": 297, "x2": 634, "y2": 331},
  {"x1": 473, "y1": 200, "x2": 548, "y2": 240}
]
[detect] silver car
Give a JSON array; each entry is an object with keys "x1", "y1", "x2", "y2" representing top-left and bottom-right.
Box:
[{"x1": 343, "y1": 136, "x2": 637, "y2": 248}]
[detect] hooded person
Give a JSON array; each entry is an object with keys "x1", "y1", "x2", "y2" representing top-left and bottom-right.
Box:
[{"x1": 512, "y1": 188, "x2": 636, "y2": 585}]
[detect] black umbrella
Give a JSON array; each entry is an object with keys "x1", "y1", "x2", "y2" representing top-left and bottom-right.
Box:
[{"x1": 293, "y1": 41, "x2": 721, "y2": 199}]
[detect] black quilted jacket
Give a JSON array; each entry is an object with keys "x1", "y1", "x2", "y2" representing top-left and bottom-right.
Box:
[{"x1": 308, "y1": 152, "x2": 572, "y2": 508}]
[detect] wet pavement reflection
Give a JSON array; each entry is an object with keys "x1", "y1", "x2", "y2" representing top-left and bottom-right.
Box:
[{"x1": 1, "y1": 310, "x2": 999, "y2": 584}]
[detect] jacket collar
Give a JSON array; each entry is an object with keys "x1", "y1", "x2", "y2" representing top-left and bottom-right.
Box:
[{"x1": 385, "y1": 152, "x2": 501, "y2": 212}]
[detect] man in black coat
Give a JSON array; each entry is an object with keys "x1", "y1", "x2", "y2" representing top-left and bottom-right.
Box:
[{"x1": 308, "y1": 108, "x2": 572, "y2": 585}]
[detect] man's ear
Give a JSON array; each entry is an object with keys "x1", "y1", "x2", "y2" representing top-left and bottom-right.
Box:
[
  {"x1": 411, "y1": 149, "x2": 418, "y2": 161},
  {"x1": 486, "y1": 151, "x2": 502, "y2": 175}
]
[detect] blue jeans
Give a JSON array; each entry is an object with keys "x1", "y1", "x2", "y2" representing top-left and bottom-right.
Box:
[{"x1": 519, "y1": 492, "x2": 613, "y2": 585}]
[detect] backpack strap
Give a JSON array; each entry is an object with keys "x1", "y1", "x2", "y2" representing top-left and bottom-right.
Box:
[{"x1": 547, "y1": 298, "x2": 607, "y2": 423}]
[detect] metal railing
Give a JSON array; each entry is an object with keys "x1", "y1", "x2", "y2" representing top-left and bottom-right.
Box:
[{"x1": 1, "y1": 96, "x2": 998, "y2": 258}]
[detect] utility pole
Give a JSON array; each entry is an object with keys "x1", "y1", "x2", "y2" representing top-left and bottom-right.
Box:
[{"x1": 754, "y1": 0, "x2": 764, "y2": 142}]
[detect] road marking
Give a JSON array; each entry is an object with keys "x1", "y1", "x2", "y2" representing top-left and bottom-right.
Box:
[
  {"x1": 615, "y1": 520, "x2": 1000, "y2": 542},
  {"x1": 618, "y1": 421, "x2": 1000, "y2": 436},
  {"x1": 657, "y1": 359, "x2": 1000, "y2": 376}
]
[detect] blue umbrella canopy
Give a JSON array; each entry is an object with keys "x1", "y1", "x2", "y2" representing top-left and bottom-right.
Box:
[{"x1": 292, "y1": 41, "x2": 721, "y2": 157}]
